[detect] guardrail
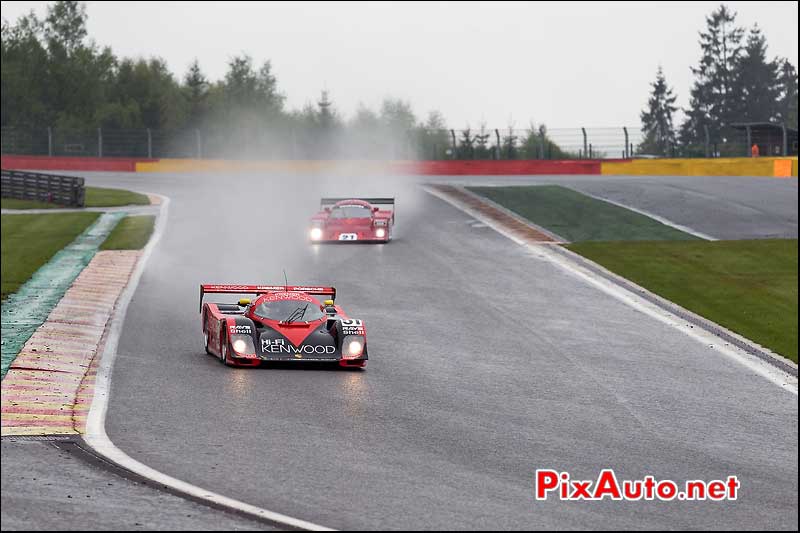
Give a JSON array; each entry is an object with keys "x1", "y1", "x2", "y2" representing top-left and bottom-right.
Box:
[{"x1": 1, "y1": 169, "x2": 85, "y2": 207}]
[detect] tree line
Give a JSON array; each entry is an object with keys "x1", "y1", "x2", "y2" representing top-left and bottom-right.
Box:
[
  {"x1": 1, "y1": 1, "x2": 459, "y2": 158},
  {"x1": 640, "y1": 4, "x2": 798, "y2": 156},
  {"x1": 3, "y1": 2, "x2": 797, "y2": 159}
]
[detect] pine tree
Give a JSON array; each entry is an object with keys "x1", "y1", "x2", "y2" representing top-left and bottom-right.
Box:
[
  {"x1": 776, "y1": 60, "x2": 798, "y2": 129},
  {"x1": 315, "y1": 90, "x2": 339, "y2": 157},
  {"x1": 457, "y1": 128, "x2": 475, "y2": 159},
  {"x1": 474, "y1": 123, "x2": 492, "y2": 160},
  {"x1": 639, "y1": 67, "x2": 678, "y2": 155},
  {"x1": 680, "y1": 4, "x2": 744, "y2": 155},
  {"x1": 317, "y1": 90, "x2": 334, "y2": 130},
  {"x1": 733, "y1": 25, "x2": 781, "y2": 123},
  {"x1": 183, "y1": 59, "x2": 209, "y2": 127}
]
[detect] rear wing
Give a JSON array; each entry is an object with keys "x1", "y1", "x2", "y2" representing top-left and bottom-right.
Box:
[
  {"x1": 320, "y1": 198, "x2": 395, "y2": 210},
  {"x1": 200, "y1": 284, "x2": 336, "y2": 312}
]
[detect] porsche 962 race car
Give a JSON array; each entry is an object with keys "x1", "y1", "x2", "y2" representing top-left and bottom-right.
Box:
[
  {"x1": 308, "y1": 197, "x2": 395, "y2": 243},
  {"x1": 200, "y1": 284, "x2": 368, "y2": 368}
]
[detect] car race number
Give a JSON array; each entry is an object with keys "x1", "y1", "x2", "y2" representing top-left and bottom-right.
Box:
[
  {"x1": 341, "y1": 319, "x2": 364, "y2": 335},
  {"x1": 338, "y1": 233, "x2": 358, "y2": 241}
]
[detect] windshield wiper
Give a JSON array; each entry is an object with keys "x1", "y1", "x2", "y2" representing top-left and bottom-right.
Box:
[{"x1": 282, "y1": 304, "x2": 308, "y2": 324}]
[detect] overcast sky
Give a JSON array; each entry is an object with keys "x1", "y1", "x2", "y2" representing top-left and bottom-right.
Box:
[{"x1": 2, "y1": 1, "x2": 798, "y2": 129}]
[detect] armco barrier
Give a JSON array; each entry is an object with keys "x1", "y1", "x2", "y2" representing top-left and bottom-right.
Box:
[
  {"x1": 1, "y1": 169, "x2": 85, "y2": 206},
  {"x1": 0, "y1": 155, "x2": 154, "y2": 172}
]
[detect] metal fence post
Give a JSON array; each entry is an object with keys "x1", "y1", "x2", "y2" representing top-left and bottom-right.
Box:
[
  {"x1": 703, "y1": 124, "x2": 711, "y2": 158},
  {"x1": 147, "y1": 128, "x2": 152, "y2": 158},
  {"x1": 745, "y1": 125, "x2": 752, "y2": 157},
  {"x1": 782, "y1": 123, "x2": 788, "y2": 156},
  {"x1": 47, "y1": 127, "x2": 53, "y2": 156},
  {"x1": 623, "y1": 127, "x2": 629, "y2": 158},
  {"x1": 589, "y1": 143, "x2": 593, "y2": 159},
  {"x1": 494, "y1": 129, "x2": 501, "y2": 160},
  {"x1": 581, "y1": 128, "x2": 588, "y2": 159},
  {"x1": 98, "y1": 128, "x2": 103, "y2": 157},
  {"x1": 450, "y1": 130, "x2": 456, "y2": 159},
  {"x1": 196, "y1": 129, "x2": 202, "y2": 158}
]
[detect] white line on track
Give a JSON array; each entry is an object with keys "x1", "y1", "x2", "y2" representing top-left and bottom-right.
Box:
[
  {"x1": 83, "y1": 193, "x2": 335, "y2": 531},
  {"x1": 422, "y1": 185, "x2": 798, "y2": 395},
  {"x1": 577, "y1": 191, "x2": 718, "y2": 241}
]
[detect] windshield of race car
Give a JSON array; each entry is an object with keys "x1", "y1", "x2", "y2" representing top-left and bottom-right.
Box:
[
  {"x1": 329, "y1": 205, "x2": 372, "y2": 219},
  {"x1": 254, "y1": 298, "x2": 325, "y2": 322}
]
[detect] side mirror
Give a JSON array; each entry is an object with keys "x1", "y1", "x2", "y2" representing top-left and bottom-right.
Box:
[
  {"x1": 373, "y1": 206, "x2": 379, "y2": 212},
  {"x1": 238, "y1": 298, "x2": 251, "y2": 307},
  {"x1": 324, "y1": 207, "x2": 331, "y2": 213}
]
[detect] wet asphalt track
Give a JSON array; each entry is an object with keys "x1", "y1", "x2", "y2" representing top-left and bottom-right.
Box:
[{"x1": 7, "y1": 173, "x2": 798, "y2": 530}]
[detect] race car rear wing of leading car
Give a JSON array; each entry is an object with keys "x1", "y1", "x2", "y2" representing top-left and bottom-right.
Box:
[
  {"x1": 320, "y1": 198, "x2": 395, "y2": 211},
  {"x1": 200, "y1": 284, "x2": 336, "y2": 312}
]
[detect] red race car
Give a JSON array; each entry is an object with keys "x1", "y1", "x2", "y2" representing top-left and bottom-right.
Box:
[
  {"x1": 200, "y1": 284, "x2": 368, "y2": 369},
  {"x1": 309, "y1": 197, "x2": 395, "y2": 243}
]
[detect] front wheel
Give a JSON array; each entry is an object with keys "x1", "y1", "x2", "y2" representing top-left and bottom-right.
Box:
[
  {"x1": 203, "y1": 330, "x2": 211, "y2": 355},
  {"x1": 219, "y1": 333, "x2": 229, "y2": 365}
]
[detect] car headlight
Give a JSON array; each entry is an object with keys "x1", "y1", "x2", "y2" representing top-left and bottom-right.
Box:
[
  {"x1": 230, "y1": 335, "x2": 255, "y2": 355},
  {"x1": 310, "y1": 227, "x2": 323, "y2": 240},
  {"x1": 375, "y1": 228, "x2": 386, "y2": 238},
  {"x1": 342, "y1": 335, "x2": 364, "y2": 359}
]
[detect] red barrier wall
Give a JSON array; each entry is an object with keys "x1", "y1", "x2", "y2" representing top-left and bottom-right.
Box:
[
  {"x1": 396, "y1": 160, "x2": 602, "y2": 175},
  {"x1": 1, "y1": 155, "x2": 605, "y2": 175},
  {"x1": 0, "y1": 155, "x2": 153, "y2": 172}
]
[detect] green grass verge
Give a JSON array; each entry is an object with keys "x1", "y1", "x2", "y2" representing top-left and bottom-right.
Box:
[
  {"x1": 1, "y1": 198, "x2": 63, "y2": 209},
  {"x1": 85, "y1": 186, "x2": 150, "y2": 207},
  {"x1": 468, "y1": 185, "x2": 699, "y2": 242},
  {"x1": 1, "y1": 186, "x2": 150, "y2": 209},
  {"x1": 100, "y1": 215, "x2": 155, "y2": 250},
  {"x1": 568, "y1": 239, "x2": 798, "y2": 362},
  {"x1": 1, "y1": 212, "x2": 100, "y2": 299}
]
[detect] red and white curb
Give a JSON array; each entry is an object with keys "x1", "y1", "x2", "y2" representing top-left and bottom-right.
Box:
[{"x1": 1, "y1": 251, "x2": 141, "y2": 436}]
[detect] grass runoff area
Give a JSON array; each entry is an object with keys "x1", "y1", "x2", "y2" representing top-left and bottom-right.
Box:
[
  {"x1": 1, "y1": 213, "x2": 154, "y2": 301},
  {"x1": 571, "y1": 240, "x2": 798, "y2": 362},
  {"x1": 1, "y1": 186, "x2": 150, "y2": 209},
  {"x1": 469, "y1": 185, "x2": 798, "y2": 362},
  {"x1": 1, "y1": 212, "x2": 99, "y2": 299},
  {"x1": 100, "y1": 215, "x2": 155, "y2": 250},
  {"x1": 469, "y1": 185, "x2": 700, "y2": 242}
]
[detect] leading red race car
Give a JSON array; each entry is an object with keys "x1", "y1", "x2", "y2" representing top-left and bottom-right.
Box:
[
  {"x1": 200, "y1": 284, "x2": 368, "y2": 368},
  {"x1": 309, "y1": 197, "x2": 395, "y2": 243}
]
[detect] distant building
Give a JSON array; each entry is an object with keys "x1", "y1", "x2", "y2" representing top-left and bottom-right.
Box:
[{"x1": 731, "y1": 122, "x2": 798, "y2": 157}]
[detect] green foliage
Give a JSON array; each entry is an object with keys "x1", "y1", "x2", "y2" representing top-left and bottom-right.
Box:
[
  {"x1": 777, "y1": 60, "x2": 798, "y2": 129},
  {"x1": 732, "y1": 25, "x2": 781, "y2": 123},
  {"x1": 519, "y1": 124, "x2": 574, "y2": 159},
  {"x1": 639, "y1": 67, "x2": 678, "y2": 156},
  {"x1": 680, "y1": 4, "x2": 745, "y2": 154},
  {"x1": 679, "y1": 4, "x2": 798, "y2": 155},
  {"x1": 1, "y1": 1, "x2": 581, "y2": 160}
]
